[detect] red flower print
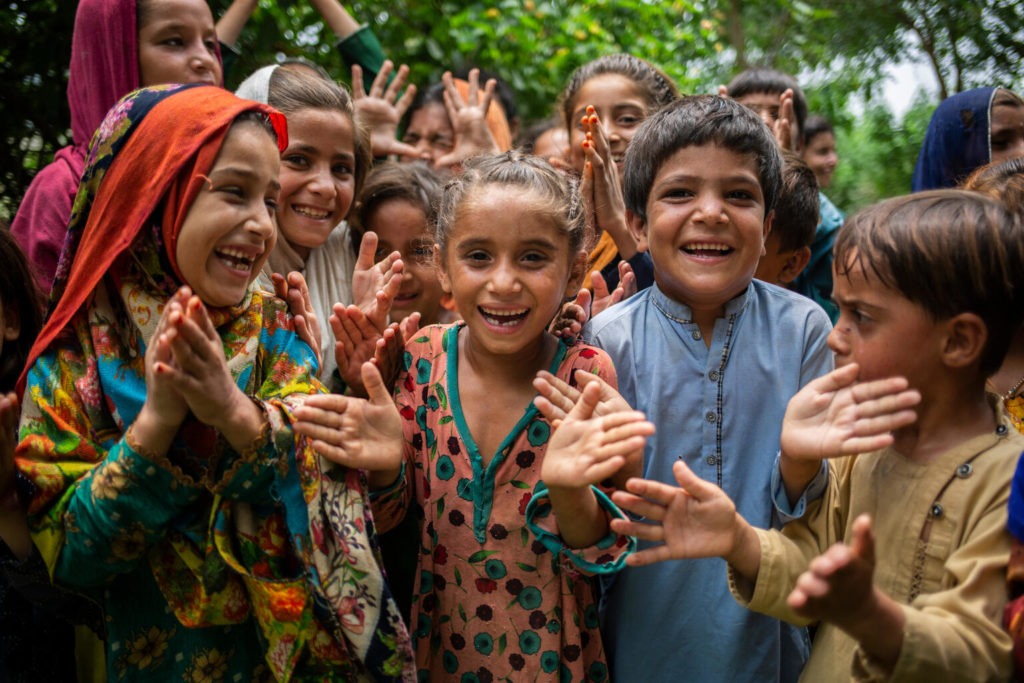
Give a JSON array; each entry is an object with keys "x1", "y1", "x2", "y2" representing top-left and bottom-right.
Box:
[
  {"x1": 518, "y1": 492, "x2": 532, "y2": 516},
  {"x1": 400, "y1": 405, "x2": 415, "y2": 420},
  {"x1": 403, "y1": 373, "x2": 415, "y2": 393},
  {"x1": 579, "y1": 347, "x2": 598, "y2": 359},
  {"x1": 434, "y1": 544, "x2": 448, "y2": 565},
  {"x1": 475, "y1": 578, "x2": 498, "y2": 593}
]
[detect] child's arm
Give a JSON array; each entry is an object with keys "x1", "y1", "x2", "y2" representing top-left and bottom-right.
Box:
[
  {"x1": 215, "y1": 0, "x2": 258, "y2": 48},
  {"x1": 540, "y1": 382, "x2": 655, "y2": 548},
  {"x1": 787, "y1": 514, "x2": 906, "y2": 669},
  {"x1": 609, "y1": 461, "x2": 763, "y2": 582},
  {"x1": 292, "y1": 362, "x2": 404, "y2": 489},
  {"x1": 779, "y1": 363, "x2": 920, "y2": 504},
  {"x1": 580, "y1": 107, "x2": 638, "y2": 259},
  {"x1": 351, "y1": 61, "x2": 423, "y2": 159}
]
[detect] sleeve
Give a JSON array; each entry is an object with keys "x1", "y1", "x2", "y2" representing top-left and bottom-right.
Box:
[
  {"x1": 798, "y1": 302, "x2": 835, "y2": 388},
  {"x1": 368, "y1": 345, "x2": 418, "y2": 534},
  {"x1": 336, "y1": 25, "x2": 388, "y2": 91},
  {"x1": 771, "y1": 453, "x2": 830, "y2": 525}
]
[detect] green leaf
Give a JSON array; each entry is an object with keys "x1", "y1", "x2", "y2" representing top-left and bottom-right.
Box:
[
  {"x1": 467, "y1": 549, "x2": 499, "y2": 563},
  {"x1": 510, "y1": 480, "x2": 531, "y2": 489}
]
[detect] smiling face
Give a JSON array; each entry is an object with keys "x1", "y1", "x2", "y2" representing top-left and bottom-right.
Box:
[
  {"x1": 989, "y1": 99, "x2": 1024, "y2": 165},
  {"x1": 137, "y1": 0, "x2": 222, "y2": 87},
  {"x1": 568, "y1": 73, "x2": 649, "y2": 183},
  {"x1": 365, "y1": 199, "x2": 448, "y2": 325},
  {"x1": 401, "y1": 102, "x2": 454, "y2": 164},
  {"x1": 176, "y1": 121, "x2": 280, "y2": 308},
  {"x1": 629, "y1": 144, "x2": 769, "y2": 324},
  {"x1": 276, "y1": 108, "x2": 356, "y2": 259},
  {"x1": 802, "y1": 131, "x2": 838, "y2": 189},
  {"x1": 828, "y1": 254, "x2": 945, "y2": 389},
  {"x1": 438, "y1": 185, "x2": 583, "y2": 359}
]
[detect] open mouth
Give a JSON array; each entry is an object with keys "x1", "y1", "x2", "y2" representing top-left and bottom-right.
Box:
[
  {"x1": 479, "y1": 306, "x2": 529, "y2": 327},
  {"x1": 682, "y1": 242, "x2": 733, "y2": 258},
  {"x1": 215, "y1": 246, "x2": 259, "y2": 273},
  {"x1": 293, "y1": 205, "x2": 331, "y2": 220}
]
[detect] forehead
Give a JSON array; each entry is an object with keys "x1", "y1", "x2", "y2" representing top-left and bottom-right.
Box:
[
  {"x1": 990, "y1": 101, "x2": 1024, "y2": 131},
  {"x1": 654, "y1": 143, "x2": 761, "y2": 183},
  {"x1": 733, "y1": 91, "x2": 780, "y2": 111},
  {"x1": 408, "y1": 102, "x2": 453, "y2": 137},
  {"x1": 284, "y1": 108, "x2": 354, "y2": 153},
  {"x1": 140, "y1": 0, "x2": 215, "y2": 27},
  {"x1": 573, "y1": 73, "x2": 648, "y2": 112},
  {"x1": 213, "y1": 122, "x2": 280, "y2": 174},
  {"x1": 807, "y1": 131, "x2": 835, "y2": 148},
  {"x1": 367, "y1": 199, "x2": 429, "y2": 236},
  {"x1": 453, "y1": 185, "x2": 561, "y2": 238}
]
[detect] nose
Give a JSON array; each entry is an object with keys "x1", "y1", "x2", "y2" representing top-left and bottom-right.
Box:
[
  {"x1": 307, "y1": 163, "x2": 338, "y2": 199},
  {"x1": 826, "y1": 323, "x2": 848, "y2": 358},
  {"x1": 189, "y1": 44, "x2": 220, "y2": 84},
  {"x1": 487, "y1": 259, "x2": 521, "y2": 294},
  {"x1": 694, "y1": 192, "x2": 726, "y2": 224},
  {"x1": 247, "y1": 203, "x2": 276, "y2": 242}
]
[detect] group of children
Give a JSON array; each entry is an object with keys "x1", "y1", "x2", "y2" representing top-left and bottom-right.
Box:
[{"x1": 3, "y1": 0, "x2": 1024, "y2": 682}]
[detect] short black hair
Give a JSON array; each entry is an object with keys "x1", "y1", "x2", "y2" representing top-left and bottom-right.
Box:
[
  {"x1": 801, "y1": 114, "x2": 834, "y2": 148},
  {"x1": 624, "y1": 95, "x2": 783, "y2": 222},
  {"x1": 726, "y1": 67, "x2": 809, "y2": 137},
  {"x1": 772, "y1": 153, "x2": 820, "y2": 252}
]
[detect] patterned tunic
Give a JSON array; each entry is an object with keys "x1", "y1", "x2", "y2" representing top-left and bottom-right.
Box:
[{"x1": 373, "y1": 324, "x2": 633, "y2": 682}]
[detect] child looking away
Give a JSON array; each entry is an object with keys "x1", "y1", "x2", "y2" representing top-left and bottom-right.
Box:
[
  {"x1": 580, "y1": 95, "x2": 832, "y2": 681},
  {"x1": 613, "y1": 190, "x2": 1024, "y2": 681},
  {"x1": 755, "y1": 153, "x2": 820, "y2": 288}
]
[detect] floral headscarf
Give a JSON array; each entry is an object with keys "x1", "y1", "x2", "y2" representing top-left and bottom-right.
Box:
[{"x1": 15, "y1": 85, "x2": 413, "y2": 680}]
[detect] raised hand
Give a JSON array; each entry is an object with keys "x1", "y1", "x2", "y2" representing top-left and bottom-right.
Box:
[
  {"x1": 774, "y1": 89, "x2": 798, "y2": 152},
  {"x1": 541, "y1": 381, "x2": 653, "y2": 490},
  {"x1": 548, "y1": 293, "x2": 588, "y2": 342},
  {"x1": 580, "y1": 106, "x2": 636, "y2": 258},
  {"x1": 434, "y1": 69, "x2": 501, "y2": 169},
  {"x1": 330, "y1": 304, "x2": 385, "y2": 397},
  {"x1": 292, "y1": 362, "x2": 404, "y2": 486},
  {"x1": 273, "y1": 270, "x2": 323, "y2": 370},
  {"x1": 372, "y1": 322, "x2": 406, "y2": 392},
  {"x1": 780, "y1": 363, "x2": 921, "y2": 463},
  {"x1": 141, "y1": 287, "x2": 191, "y2": 431},
  {"x1": 397, "y1": 311, "x2": 422, "y2": 342},
  {"x1": 350, "y1": 230, "x2": 403, "y2": 332},
  {"x1": 610, "y1": 460, "x2": 759, "y2": 577},
  {"x1": 590, "y1": 261, "x2": 636, "y2": 319},
  {"x1": 352, "y1": 61, "x2": 422, "y2": 159}
]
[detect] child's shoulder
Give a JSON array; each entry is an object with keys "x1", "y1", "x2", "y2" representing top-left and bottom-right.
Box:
[
  {"x1": 747, "y1": 279, "x2": 833, "y2": 331},
  {"x1": 404, "y1": 322, "x2": 459, "y2": 355},
  {"x1": 586, "y1": 287, "x2": 655, "y2": 339},
  {"x1": 557, "y1": 341, "x2": 615, "y2": 385}
]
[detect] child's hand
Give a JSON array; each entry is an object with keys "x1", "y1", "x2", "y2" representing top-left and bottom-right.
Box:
[
  {"x1": 330, "y1": 304, "x2": 385, "y2": 397},
  {"x1": 351, "y1": 231, "x2": 403, "y2": 332},
  {"x1": 397, "y1": 311, "x2": 422, "y2": 341},
  {"x1": 590, "y1": 261, "x2": 636, "y2": 319},
  {"x1": 780, "y1": 363, "x2": 921, "y2": 462},
  {"x1": 351, "y1": 61, "x2": 423, "y2": 159},
  {"x1": 273, "y1": 271, "x2": 323, "y2": 370},
  {"x1": 293, "y1": 362, "x2": 403, "y2": 485},
  {"x1": 434, "y1": 69, "x2": 501, "y2": 169},
  {"x1": 372, "y1": 322, "x2": 406, "y2": 392},
  {"x1": 548, "y1": 293, "x2": 589, "y2": 342},
  {"x1": 541, "y1": 381, "x2": 654, "y2": 490},
  {"x1": 580, "y1": 107, "x2": 637, "y2": 259},
  {"x1": 773, "y1": 89, "x2": 798, "y2": 151},
  {"x1": 610, "y1": 461, "x2": 760, "y2": 577},
  {"x1": 142, "y1": 287, "x2": 191, "y2": 430}
]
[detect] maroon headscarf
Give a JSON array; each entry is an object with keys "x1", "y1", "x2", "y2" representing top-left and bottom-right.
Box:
[{"x1": 11, "y1": 0, "x2": 139, "y2": 292}]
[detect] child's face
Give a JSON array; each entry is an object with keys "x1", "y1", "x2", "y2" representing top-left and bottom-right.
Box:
[
  {"x1": 176, "y1": 122, "x2": 280, "y2": 308},
  {"x1": 754, "y1": 233, "x2": 808, "y2": 287},
  {"x1": 366, "y1": 199, "x2": 447, "y2": 325},
  {"x1": 401, "y1": 102, "x2": 454, "y2": 165},
  {"x1": 802, "y1": 131, "x2": 838, "y2": 189},
  {"x1": 568, "y1": 73, "x2": 649, "y2": 182},
  {"x1": 438, "y1": 186, "x2": 583, "y2": 357},
  {"x1": 828, "y1": 253, "x2": 944, "y2": 387},
  {"x1": 628, "y1": 144, "x2": 769, "y2": 319},
  {"x1": 277, "y1": 108, "x2": 356, "y2": 259},
  {"x1": 989, "y1": 101, "x2": 1024, "y2": 165},
  {"x1": 137, "y1": 0, "x2": 221, "y2": 88}
]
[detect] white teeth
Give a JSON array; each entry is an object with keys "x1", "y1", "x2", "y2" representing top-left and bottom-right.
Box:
[
  {"x1": 216, "y1": 247, "x2": 257, "y2": 270},
  {"x1": 685, "y1": 243, "x2": 730, "y2": 251},
  {"x1": 480, "y1": 307, "x2": 528, "y2": 316},
  {"x1": 293, "y1": 205, "x2": 330, "y2": 219}
]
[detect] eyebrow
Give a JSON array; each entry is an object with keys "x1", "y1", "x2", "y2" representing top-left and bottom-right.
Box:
[
  {"x1": 457, "y1": 237, "x2": 559, "y2": 250},
  {"x1": 287, "y1": 144, "x2": 356, "y2": 161},
  {"x1": 209, "y1": 167, "x2": 280, "y2": 192}
]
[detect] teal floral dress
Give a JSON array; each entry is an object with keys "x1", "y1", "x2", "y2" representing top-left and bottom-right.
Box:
[{"x1": 372, "y1": 324, "x2": 634, "y2": 682}]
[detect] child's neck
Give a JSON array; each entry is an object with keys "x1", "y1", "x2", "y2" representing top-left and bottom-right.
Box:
[
  {"x1": 892, "y1": 382, "x2": 995, "y2": 464},
  {"x1": 459, "y1": 327, "x2": 559, "y2": 388}
]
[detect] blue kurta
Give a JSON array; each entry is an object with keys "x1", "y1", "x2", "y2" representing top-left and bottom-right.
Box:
[{"x1": 585, "y1": 280, "x2": 833, "y2": 682}]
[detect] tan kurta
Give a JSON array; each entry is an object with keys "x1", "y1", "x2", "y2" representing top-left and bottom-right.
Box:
[{"x1": 732, "y1": 405, "x2": 1023, "y2": 682}]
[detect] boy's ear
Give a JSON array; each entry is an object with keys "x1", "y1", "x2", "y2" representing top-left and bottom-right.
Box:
[
  {"x1": 626, "y1": 209, "x2": 649, "y2": 252},
  {"x1": 760, "y1": 210, "x2": 774, "y2": 256},
  {"x1": 565, "y1": 249, "x2": 589, "y2": 299},
  {"x1": 777, "y1": 246, "x2": 812, "y2": 285},
  {"x1": 941, "y1": 312, "x2": 987, "y2": 369},
  {"x1": 433, "y1": 245, "x2": 452, "y2": 294}
]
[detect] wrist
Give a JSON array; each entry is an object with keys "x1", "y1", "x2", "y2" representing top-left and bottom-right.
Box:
[
  {"x1": 368, "y1": 463, "x2": 403, "y2": 490},
  {"x1": 725, "y1": 515, "x2": 761, "y2": 582}
]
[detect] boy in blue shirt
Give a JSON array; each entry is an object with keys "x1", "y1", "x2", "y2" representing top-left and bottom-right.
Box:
[{"x1": 586, "y1": 95, "x2": 833, "y2": 681}]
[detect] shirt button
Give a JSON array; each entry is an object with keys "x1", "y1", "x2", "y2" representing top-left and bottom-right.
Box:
[
  {"x1": 691, "y1": 330, "x2": 702, "y2": 340},
  {"x1": 706, "y1": 455, "x2": 717, "y2": 466},
  {"x1": 996, "y1": 424, "x2": 1008, "y2": 435},
  {"x1": 708, "y1": 370, "x2": 719, "y2": 382},
  {"x1": 930, "y1": 503, "x2": 944, "y2": 518},
  {"x1": 956, "y1": 463, "x2": 973, "y2": 478},
  {"x1": 705, "y1": 411, "x2": 717, "y2": 424}
]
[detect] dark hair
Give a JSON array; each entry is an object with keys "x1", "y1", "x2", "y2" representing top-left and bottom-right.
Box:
[
  {"x1": 560, "y1": 54, "x2": 679, "y2": 135},
  {"x1": 834, "y1": 190, "x2": 1024, "y2": 375},
  {"x1": 624, "y1": 95, "x2": 783, "y2": 221},
  {"x1": 231, "y1": 110, "x2": 280, "y2": 144},
  {"x1": 962, "y1": 157, "x2": 1024, "y2": 215},
  {"x1": 726, "y1": 67, "x2": 809, "y2": 137},
  {"x1": 519, "y1": 116, "x2": 561, "y2": 154},
  {"x1": 772, "y1": 153, "x2": 820, "y2": 252},
  {"x1": 352, "y1": 162, "x2": 445, "y2": 244},
  {"x1": 267, "y1": 66, "x2": 371, "y2": 201},
  {"x1": 436, "y1": 151, "x2": 585, "y2": 255},
  {"x1": 0, "y1": 226, "x2": 45, "y2": 392},
  {"x1": 802, "y1": 115, "x2": 834, "y2": 149}
]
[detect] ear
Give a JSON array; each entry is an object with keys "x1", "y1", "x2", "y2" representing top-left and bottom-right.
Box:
[
  {"x1": 433, "y1": 244, "x2": 452, "y2": 294},
  {"x1": 941, "y1": 312, "x2": 987, "y2": 370},
  {"x1": 565, "y1": 249, "x2": 589, "y2": 299},
  {"x1": 777, "y1": 246, "x2": 812, "y2": 285},
  {"x1": 760, "y1": 210, "x2": 774, "y2": 256},
  {"x1": 626, "y1": 209, "x2": 649, "y2": 253}
]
